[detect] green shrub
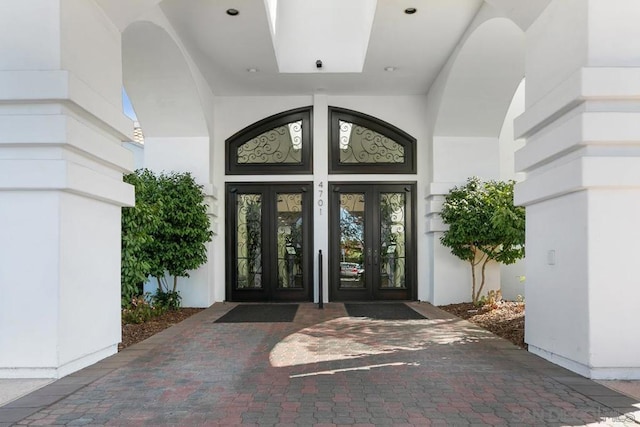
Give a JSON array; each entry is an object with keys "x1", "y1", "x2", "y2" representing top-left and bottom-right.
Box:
[
  {"x1": 152, "y1": 290, "x2": 182, "y2": 312},
  {"x1": 149, "y1": 172, "x2": 212, "y2": 296},
  {"x1": 121, "y1": 170, "x2": 160, "y2": 307},
  {"x1": 121, "y1": 169, "x2": 212, "y2": 310},
  {"x1": 121, "y1": 295, "x2": 164, "y2": 324}
]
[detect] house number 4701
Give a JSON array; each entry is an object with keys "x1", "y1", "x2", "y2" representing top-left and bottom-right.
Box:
[{"x1": 317, "y1": 181, "x2": 324, "y2": 215}]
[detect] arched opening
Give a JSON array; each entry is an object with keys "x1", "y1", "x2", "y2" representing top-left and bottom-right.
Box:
[
  {"x1": 433, "y1": 17, "x2": 525, "y2": 182},
  {"x1": 121, "y1": 21, "x2": 215, "y2": 307},
  {"x1": 429, "y1": 17, "x2": 526, "y2": 305}
]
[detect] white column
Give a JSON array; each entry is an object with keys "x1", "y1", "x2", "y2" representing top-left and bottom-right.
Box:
[
  {"x1": 313, "y1": 94, "x2": 329, "y2": 302},
  {"x1": 516, "y1": 0, "x2": 640, "y2": 379},
  {"x1": 0, "y1": 0, "x2": 134, "y2": 378}
]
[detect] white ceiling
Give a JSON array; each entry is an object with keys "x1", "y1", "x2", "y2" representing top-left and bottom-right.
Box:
[{"x1": 158, "y1": 0, "x2": 484, "y2": 96}]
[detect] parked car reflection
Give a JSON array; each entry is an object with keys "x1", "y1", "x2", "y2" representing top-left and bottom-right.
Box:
[{"x1": 340, "y1": 262, "x2": 363, "y2": 278}]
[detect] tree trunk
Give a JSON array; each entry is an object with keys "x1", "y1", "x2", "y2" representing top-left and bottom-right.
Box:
[
  {"x1": 475, "y1": 255, "x2": 491, "y2": 303},
  {"x1": 470, "y1": 259, "x2": 477, "y2": 304},
  {"x1": 173, "y1": 276, "x2": 178, "y2": 292}
]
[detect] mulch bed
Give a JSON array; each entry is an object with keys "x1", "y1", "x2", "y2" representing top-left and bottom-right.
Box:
[
  {"x1": 438, "y1": 301, "x2": 526, "y2": 349},
  {"x1": 119, "y1": 308, "x2": 203, "y2": 351}
]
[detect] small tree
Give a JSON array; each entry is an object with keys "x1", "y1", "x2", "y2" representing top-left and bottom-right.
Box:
[
  {"x1": 149, "y1": 171, "x2": 213, "y2": 295},
  {"x1": 440, "y1": 177, "x2": 525, "y2": 304},
  {"x1": 121, "y1": 169, "x2": 212, "y2": 309}
]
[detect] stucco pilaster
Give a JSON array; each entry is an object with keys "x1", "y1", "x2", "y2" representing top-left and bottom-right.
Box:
[
  {"x1": 0, "y1": 0, "x2": 133, "y2": 378},
  {"x1": 516, "y1": 0, "x2": 640, "y2": 379}
]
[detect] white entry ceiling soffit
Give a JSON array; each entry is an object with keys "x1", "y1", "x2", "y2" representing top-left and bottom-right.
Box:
[{"x1": 158, "y1": 0, "x2": 483, "y2": 96}]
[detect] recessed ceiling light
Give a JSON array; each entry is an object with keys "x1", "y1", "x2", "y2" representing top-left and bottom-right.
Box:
[
  {"x1": 247, "y1": 68, "x2": 258, "y2": 73},
  {"x1": 404, "y1": 7, "x2": 417, "y2": 14},
  {"x1": 226, "y1": 8, "x2": 239, "y2": 16},
  {"x1": 384, "y1": 66, "x2": 396, "y2": 72}
]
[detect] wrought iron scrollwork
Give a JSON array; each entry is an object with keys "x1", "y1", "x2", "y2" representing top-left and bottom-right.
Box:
[
  {"x1": 237, "y1": 121, "x2": 303, "y2": 164},
  {"x1": 380, "y1": 193, "x2": 406, "y2": 288},
  {"x1": 276, "y1": 193, "x2": 304, "y2": 289},
  {"x1": 338, "y1": 120, "x2": 405, "y2": 164},
  {"x1": 236, "y1": 194, "x2": 262, "y2": 289}
]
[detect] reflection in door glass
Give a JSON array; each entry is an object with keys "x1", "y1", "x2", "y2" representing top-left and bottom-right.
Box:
[
  {"x1": 236, "y1": 194, "x2": 262, "y2": 289},
  {"x1": 277, "y1": 193, "x2": 303, "y2": 288},
  {"x1": 339, "y1": 194, "x2": 365, "y2": 289},
  {"x1": 380, "y1": 193, "x2": 406, "y2": 288}
]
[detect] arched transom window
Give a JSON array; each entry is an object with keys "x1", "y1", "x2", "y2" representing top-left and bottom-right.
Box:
[
  {"x1": 226, "y1": 107, "x2": 312, "y2": 175},
  {"x1": 329, "y1": 107, "x2": 416, "y2": 174}
]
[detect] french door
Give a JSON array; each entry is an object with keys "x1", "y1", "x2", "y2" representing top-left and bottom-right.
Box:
[
  {"x1": 329, "y1": 183, "x2": 416, "y2": 301},
  {"x1": 226, "y1": 183, "x2": 313, "y2": 301}
]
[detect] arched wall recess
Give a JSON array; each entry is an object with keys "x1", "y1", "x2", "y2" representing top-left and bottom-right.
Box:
[
  {"x1": 122, "y1": 21, "x2": 208, "y2": 138},
  {"x1": 434, "y1": 18, "x2": 525, "y2": 138}
]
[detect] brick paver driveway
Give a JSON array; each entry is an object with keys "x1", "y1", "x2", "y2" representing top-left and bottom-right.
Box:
[{"x1": 2, "y1": 302, "x2": 639, "y2": 426}]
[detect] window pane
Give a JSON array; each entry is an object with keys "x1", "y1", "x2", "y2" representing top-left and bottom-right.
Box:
[
  {"x1": 339, "y1": 193, "x2": 365, "y2": 289},
  {"x1": 276, "y1": 193, "x2": 304, "y2": 288},
  {"x1": 237, "y1": 121, "x2": 303, "y2": 164},
  {"x1": 379, "y1": 193, "x2": 406, "y2": 289},
  {"x1": 339, "y1": 120, "x2": 405, "y2": 164},
  {"x1": 236, "y1": 194, "x2": 262, "y2": 289}
]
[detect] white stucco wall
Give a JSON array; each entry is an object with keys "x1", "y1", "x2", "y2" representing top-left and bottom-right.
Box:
[
  {"x1": 0, "y1": 0, "x2": 61, "y2": 70},
  {"x1": 0, "y1": 192, "x2": 61, "y2": 372},
  {"x1": 122, "y1": 141, "x2": 144, "y2": 169},
  {"x1": 61, "y1": 0, "x2": 122, "y2": 108},
  {"x1": 587, "y1": 189, "x2": 640, "y2": 372},
  {"x1": 58, "y1": 193, "x2": 122, "y2": 369},
  {"x1": 524, "y1": 191, "x2": 590, "y2": 367},
  {"x1": 433, "y1": 137, "x2": 500, "y2": 183},
  {"x1": 499, "y1": 79, "x2": 526, "y2": 301},
  {"x1": 144, "y1": 137, "x2": 210, "y2": 183}
]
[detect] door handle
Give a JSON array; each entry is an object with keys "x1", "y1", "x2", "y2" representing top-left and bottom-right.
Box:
[
  {"x1": 373, "y1": 249, "x2": 379, "y2": 267},
  {"x1": 366, "y1": 247, "x2": 372, "y2": 266}
]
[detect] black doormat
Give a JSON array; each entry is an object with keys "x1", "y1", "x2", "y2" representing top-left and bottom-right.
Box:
[
  {"x1": 345, "y1": 303, "x2": 427, "y2": 320},
  {"x1": 214, "y1": 304, "x2": 299, "y2": 323}
]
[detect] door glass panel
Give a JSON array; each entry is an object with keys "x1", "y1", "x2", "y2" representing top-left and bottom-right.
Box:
[
  {"x1": 339, "y1": 193, "x2": 366, "y2": 289},
  {"x1": 276, "y1": 193, "x2": 303, "y2": 288},
  {"x1": 379, "y1": 192, "x2": 406, "y2": 288},
  {"x1": 236, "y1": 194, "x2": 262, "y2": 289}
]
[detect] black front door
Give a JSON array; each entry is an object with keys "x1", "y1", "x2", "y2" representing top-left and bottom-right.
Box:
[
  {"x1": 226, "y1": 183, "x2": 313, "y2": 301},
  {"x1": 329, "y1": 183, "x2": 416, "y2": 301}
]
